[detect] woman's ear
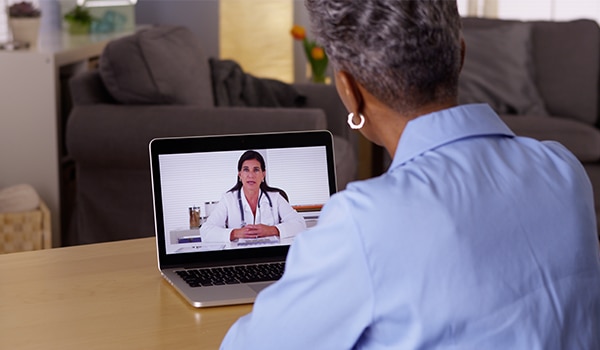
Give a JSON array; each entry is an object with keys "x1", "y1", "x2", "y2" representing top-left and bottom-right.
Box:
[{"x1": 335, "y1": 70, "x2": 364, "y2": 115}]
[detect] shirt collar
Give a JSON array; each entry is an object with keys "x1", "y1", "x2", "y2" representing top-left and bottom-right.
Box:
[
  {"x1": 390, "y1": 104, "x2": 515, "y2": 170},
  {"x1": 240, "y1": 189, "x2": 269, "y2": 207}
]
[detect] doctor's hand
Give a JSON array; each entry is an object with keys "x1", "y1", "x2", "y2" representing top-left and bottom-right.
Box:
[{"x1": 230, "y1": 225, "x2": 280, "y2": 241}]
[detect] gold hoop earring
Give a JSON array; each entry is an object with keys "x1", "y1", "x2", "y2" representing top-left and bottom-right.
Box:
[{"x1": 347, "y1": 112, "x2": 365, "y2": 129}]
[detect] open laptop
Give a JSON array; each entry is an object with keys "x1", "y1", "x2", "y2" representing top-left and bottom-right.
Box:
[{"x1": 149, "y1": 130, "x2": 337, "y2": 307}]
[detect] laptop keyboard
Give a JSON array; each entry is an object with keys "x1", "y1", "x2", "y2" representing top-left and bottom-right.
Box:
[{"x1": 176, "y1": 262, "x2": 285, "y2": 288}]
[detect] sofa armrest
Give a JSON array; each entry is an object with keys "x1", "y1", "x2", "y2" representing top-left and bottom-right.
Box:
[
  {"x1": 66, "y1": 105, "x2": 327, "y2": 168},
  {"x1": 69, "y1": 70, "x2": 117, "y2": 105}
]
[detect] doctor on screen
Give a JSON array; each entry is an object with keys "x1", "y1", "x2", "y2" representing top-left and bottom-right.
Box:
[{"x1": 200, "y1": 150, "x2": 306, "y2": 243}]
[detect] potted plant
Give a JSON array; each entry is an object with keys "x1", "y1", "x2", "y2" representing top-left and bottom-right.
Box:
[
  {"x1": 290, "y1": 24, "x2": 329, "y2": 84},
  {"x1": 7, "y1": 1, "x2": 42, "y2": 48},
  {"x1": 63, "y1": 5, "x2": 94, "y2": 35}
]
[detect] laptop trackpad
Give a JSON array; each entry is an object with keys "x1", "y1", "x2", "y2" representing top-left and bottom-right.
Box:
[{"x1": 249, "y1": 282, "x2": 273, "y2": 294}]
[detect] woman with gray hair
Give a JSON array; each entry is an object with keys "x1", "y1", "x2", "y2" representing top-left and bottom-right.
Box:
[{"x1": 220, "y1": 1, "x2": 600, "y2": 349}]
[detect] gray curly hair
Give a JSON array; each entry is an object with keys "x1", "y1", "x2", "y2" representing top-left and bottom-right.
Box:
[{"x1": 304, "y1": 0, "x2": 462, "y2": 114}]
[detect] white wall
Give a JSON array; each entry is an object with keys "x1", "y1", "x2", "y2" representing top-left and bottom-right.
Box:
[
  {"x1": 475, "y1": 0, "x2": 600, "y2": 21},
  {"x1": 0, "y1": 1, "x2": 8, "y2": 42},
  {"x1": 552, "y1": 0, "x2": 600, "y2": 21},
  {"x1": 220, "y1": 0, "x2": 293, "y2": 83}
]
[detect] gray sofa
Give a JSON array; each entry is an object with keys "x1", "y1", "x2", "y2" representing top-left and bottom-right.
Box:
[
  {"x1": 65, "y1": 26, "x2": 356, "y2": 245},
  {"x1": 459, "y1": 17, "x2": 600, "y2": 235},
  {"x1": 67, "y1": 19, "x2": 600, "y2": 245}
]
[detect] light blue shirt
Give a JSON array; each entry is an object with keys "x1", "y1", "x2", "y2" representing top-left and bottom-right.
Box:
[{"x1": 221, "y1": 104, "x2": 600, "y2": 349}]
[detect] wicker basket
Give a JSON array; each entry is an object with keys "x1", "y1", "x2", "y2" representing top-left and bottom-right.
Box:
[{"x1": 0, "y1": 200, "x2": 52, "y2": 253}]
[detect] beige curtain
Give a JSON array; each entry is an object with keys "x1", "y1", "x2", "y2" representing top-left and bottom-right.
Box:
[{"x1": 220, "y1": 0, "x2": 293, "y2": 83}]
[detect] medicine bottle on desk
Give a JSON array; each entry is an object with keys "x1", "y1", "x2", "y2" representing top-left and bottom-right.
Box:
[{"x1": 189, "y1": 206, "x2": 201, "y2": 229}]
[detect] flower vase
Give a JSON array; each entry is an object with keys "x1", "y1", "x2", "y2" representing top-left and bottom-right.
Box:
[
  {"x1": 311, "y1": 70, "x2": 327, "y2": 84},
  {"x1": 67, "y1": 21, "x2": 90, "y2": 35},
  {"x1": 307, "y1": 62, "x2": 329, "y2": 84},
  {"x1": 9, "y1": 18, "x2": 41, "y2": 48}
]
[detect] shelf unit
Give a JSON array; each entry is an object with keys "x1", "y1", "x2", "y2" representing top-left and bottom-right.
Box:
[{"x1": 0, "y1": 30, "x2": 132, "y2": 247}]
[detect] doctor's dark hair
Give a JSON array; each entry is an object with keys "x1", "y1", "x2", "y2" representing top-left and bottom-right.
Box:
[
  {"x1": 228, "y1": 150, "x2": 289, "y2": 202},
  {"x1": 304, "y1": 0, "x2": 462, "y2": 114}
]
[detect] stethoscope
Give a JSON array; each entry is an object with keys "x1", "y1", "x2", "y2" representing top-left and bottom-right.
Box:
[{"x1": 237, "y1": 189, "x2": 273, "y2": 227}]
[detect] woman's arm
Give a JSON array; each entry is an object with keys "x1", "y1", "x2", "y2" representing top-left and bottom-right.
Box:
[
  {"x1": 273, "y1": 193, "x2": 307, "y2": 239},
  {"x1": 200, "y1": 193, "x2": 235, "y2": 243}
]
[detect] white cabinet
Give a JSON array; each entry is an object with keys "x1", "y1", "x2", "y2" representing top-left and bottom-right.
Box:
[{"x1": 0, "y1": 30, "x2": 132, "y2": 247}]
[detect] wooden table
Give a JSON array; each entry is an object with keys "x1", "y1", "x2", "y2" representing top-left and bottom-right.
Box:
[{"x1": 0, "y1": 237, "x2": 252, "y2": 349}]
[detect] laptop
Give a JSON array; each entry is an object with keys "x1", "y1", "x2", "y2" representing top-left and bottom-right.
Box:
[{"x1": 149, "y1": 130, "x2": 337, "y2": 307}]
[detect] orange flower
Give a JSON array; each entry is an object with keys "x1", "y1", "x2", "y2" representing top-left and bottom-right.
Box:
[
  {"x1": 290, "y1": 25, "x2": 306, "y2": 40},
  {"x1": 290, "y1": 24, "x2": 329, "y2": 83},
  {"x1": 311, "y1": 46, "x2": 325, "y2": 60}
]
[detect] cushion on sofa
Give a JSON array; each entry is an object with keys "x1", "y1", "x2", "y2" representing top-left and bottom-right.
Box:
[
  {"x1": 501, "y1": 115, "x2": 600, "y2": 162},
  {"x1": 99, "y1": 25, "x2": 214, "y2": 106},
  {"x1": 531, "y1": 20, "x2": 600, "y2": 125},
  {"x1": 459, "y1": 21, "x2": 549, "y2": 116}
]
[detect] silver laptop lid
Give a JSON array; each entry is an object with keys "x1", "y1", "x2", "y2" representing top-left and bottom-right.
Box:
[{"x1": 149, "y1": 130, "x2": 337, "y2": 270}]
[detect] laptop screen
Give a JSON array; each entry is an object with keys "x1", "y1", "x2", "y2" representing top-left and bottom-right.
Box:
[{"x1": 150, "y1": 131, "x2": 336, "y2": 268}]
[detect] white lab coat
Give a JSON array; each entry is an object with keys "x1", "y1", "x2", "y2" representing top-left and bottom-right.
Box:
[{"x1": 200, "y1": 190, "x2": 306, "y2": 243}]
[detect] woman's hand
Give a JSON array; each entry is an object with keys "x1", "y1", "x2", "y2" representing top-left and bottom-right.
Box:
[{"x1": 230, "y1": 225, "x2": 280, "y2": 241}]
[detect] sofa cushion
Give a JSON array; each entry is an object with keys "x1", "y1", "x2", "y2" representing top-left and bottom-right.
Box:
[
  {"x1": 459, "y1": 21, "x2": 549, "y2": 116},
  {"x1": 531, "y1": 20, "x2": 600, "y2": 125},
  {"x1": 99, "y1": 25, "x2": 214, "y2": 107},
  {"x1": 501, "y1": 115, "x2": 600, "y2": 162}
]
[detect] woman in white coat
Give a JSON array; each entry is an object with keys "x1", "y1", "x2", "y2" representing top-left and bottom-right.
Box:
[{"x1": 200, "y1": 150, "x2": 306, "y2": 243}]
